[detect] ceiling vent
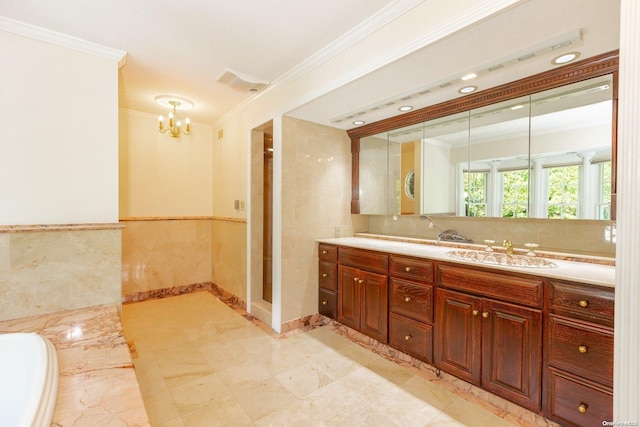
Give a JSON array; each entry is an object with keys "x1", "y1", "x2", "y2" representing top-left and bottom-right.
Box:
[{"x1": 216, "y1": 68, "x2": 269, "y2": 92}]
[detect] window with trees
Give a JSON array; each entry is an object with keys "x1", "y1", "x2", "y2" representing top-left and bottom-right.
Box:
[
  {"x1": 464, "y1": 171, "x2": 487, "y2": 217},
  {"x1": 597, "y1": 161, "x2": 612, "y2": 220},
  {"x1": 546, "y1": 165, "x2": 580, "y2": 219},
  {"x1": 501, "y1": 169, "x2": 529, "y2": 218}
]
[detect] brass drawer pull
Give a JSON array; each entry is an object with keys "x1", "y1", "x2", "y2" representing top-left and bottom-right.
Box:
[
  {"x1": 322, "y1": 273, "x2": 328, "y2": 278},
  {"x1": 579, "y1": 299, "x2": 589, "y2": 308},
  {"x1": 482, "y1": 312, "x2": 489, "y2": 318},
  {"x1": 472, "y1": 309, "x2": 479, "y2": 316},
  {"x1": 578, "y1": 403, "x2": 588, "y2": 413},
  {"x1": 322, "y1": 300, "x2": 328, "y2": 305},
  {"x1": 322, "y1": 250, "x2": 328, "y2": 254},
  {"x1": 578, "y1": 345, "x2": 588, "y2": 353},
  {"x1": 404, "y1": 296, "x2": 412, "y2": 303},
  {"x1": 405, "y1": 266, "x2": 413, "y2": 272},
  {"x1": 404, "y1": 334, "x2": 412, "y2": 341}
]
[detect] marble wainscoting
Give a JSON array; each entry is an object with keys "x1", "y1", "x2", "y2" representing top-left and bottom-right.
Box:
[
  {"x1": 121, "y1": 218, "x2": 213, "y2": 298},
  {"x1": 0, "y1": 224, "x2": 123, "y2": 322},
  {"x1": 0, "y1": 304, "x2": 149, "y2": 426}
]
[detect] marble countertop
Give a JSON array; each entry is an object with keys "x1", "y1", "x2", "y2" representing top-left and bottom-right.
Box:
[
  {"x1": 0, "y1": 305, "x2": 150, "y2": 426},
  {"x1": 318, "y1": 236, "x2": 616, "y2": 288}
]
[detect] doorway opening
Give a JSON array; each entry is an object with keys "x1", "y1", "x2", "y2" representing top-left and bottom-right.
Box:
[{"x1": 249, "y1": 121, "x2": 274, "y2": 326}]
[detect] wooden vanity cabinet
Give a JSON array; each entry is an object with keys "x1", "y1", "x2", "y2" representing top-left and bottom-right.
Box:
[
  {"x1": 544, "y1": 280, "x2": 614, "y2": 426},
  {"x1": 318, "y1": 242, "x2": 615, "y2": 422},
  {"x1": 435, "y1": 264, "x2": 543, "y2": 412},
  {"x1": 388, "y1": 255, "x2": 434, "y2": 363},
  {"x1": 337, "y1": 247, "x2": 389, "y2": 343},
  {"x1": 318, "y1": 244, "x2": 338, "y2": 319}
]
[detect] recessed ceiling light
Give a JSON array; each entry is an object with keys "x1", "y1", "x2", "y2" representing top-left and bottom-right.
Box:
[
  {"x1": 458, "y1": 86, "x2": 477, "y2": 94},
  {"x1": 461, "y1": 73, "x2": 477, "y2": 81},
  {"x1": 552, "y1": 52, "x2": 580, "y2": 65},
  {"x1": 352, "y1": 120, "x2": 365, "y2": 125},
  {"x1": 398, "y1": 105, "x2": 413, "y2": 112}
]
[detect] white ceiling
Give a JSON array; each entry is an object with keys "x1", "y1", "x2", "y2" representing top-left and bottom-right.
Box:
[{"x1": 0, "y1": 0, "x2": 620, "y2": 130}]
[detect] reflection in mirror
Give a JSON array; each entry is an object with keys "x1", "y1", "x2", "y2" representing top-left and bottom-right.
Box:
[
  {"x1": 354, "y1": 64, "x2": 615, "y2": 221},
  {"x1": 359, "y1": 132, "x2": 389, "y2": 215},
  {"x1": 466, "y1": 96, "x2": 531, "y2": 218},
  {"x1": 388, "y1": 124, "x2": 423, "y2": 215},
  {"x1": 529, "y1": 75, "x2": 612, "y2": 220},
  {"x1": 421, "y1": 112, "x2": 470, "y2": 215}
]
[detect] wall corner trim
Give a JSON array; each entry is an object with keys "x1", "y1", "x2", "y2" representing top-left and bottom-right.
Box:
[{"x1": 0, "y1": 16, "x2": 127, "y2": 67}]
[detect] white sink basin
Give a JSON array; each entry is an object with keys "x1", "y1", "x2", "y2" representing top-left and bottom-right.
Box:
[{"x1": 446, "y1": 250, "x2": 557, "y2": 268}]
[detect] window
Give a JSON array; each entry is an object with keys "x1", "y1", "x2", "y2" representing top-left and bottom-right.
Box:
[
  {"x1": 464, "y1": 171, "x2": 487, "y2": 217},
  {"x1": 501, "y1": 169, "x2": 529, "y2": 218},
  {"x1": 597, "y1": 161, "x2": 612, "y2": 220},
  {"x1": 546, "y1": 165, "x2": 579, "y2": 219}
]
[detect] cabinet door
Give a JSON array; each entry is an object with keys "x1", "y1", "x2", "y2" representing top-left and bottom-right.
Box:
[
  {"x1": 434, "y1": 289, "x2": 481, "y2": 385},
  {"x1": 482, "y1": 299, "x2": 542, "y2": 412},
  {"x1": 360, "y1": 270, "x2": 388, "y2": 343},
  {"x1": 338, "y1": 265, "x2": 361, "y2": 330}
]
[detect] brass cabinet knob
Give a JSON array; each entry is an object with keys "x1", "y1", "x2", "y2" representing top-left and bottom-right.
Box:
[
  {"x1": 322, "y1": 250, "x2": 328, "y2": 254},
  {"x1": 405, "y1": 266, "x2": 413, "y2": 272},
  {"x1": 404, "y1": 334, "x2": 412, "y2": 341},
  {"x1": 578, "y1": 345, "x2": 588, "y2": 353},
  {"x1": 579, "y1": 299, "x2": 589, "y2": 308},
  {"x1": 482, "y1": 312, "x2": 489, "y2": 318},
  {"x1": 472, "y1": 309, "x2": 479, "y2": 316},
  {"x1": 359, "y1": 279, "x2": 364, "y2": 284},
  {"x1": 578, "y1": 403, "x2": 588, "y2": 413},
  {"x1": 322, "y1": 273, "x2": 328, "y2": 278},
  {"x1": 404, "y1": 296, "x2": 412, "y2": 303},
  {"x1": 353, "y1": 277, "x2": 358, "y2": 282},
  {"x1": 322, "y1": 300, "x2": 328, "y2": 305}
]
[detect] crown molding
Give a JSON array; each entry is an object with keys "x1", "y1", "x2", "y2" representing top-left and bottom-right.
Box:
[
  {"x1": 0, "y1": 16, "x2": 127, "y2": 67},
  {"x1": 212, "y1": 0, "x2": 425, "y2": 126},
  {"x1": 213, "y1": 0, "x2": 522, "y2": 128}
]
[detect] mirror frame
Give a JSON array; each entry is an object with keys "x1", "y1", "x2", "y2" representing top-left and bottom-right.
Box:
[{"x1": 348, "y1": 50, "x2": 619, "y2": 219}]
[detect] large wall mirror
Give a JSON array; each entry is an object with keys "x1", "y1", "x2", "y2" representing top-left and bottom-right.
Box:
[{"x1": 350, "y1": 51, "x2": 618, "y2": 220}]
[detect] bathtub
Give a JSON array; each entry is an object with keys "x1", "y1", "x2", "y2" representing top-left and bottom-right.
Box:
[{"x1": 0, "y1": 333, "x2": 59, "y2": 427}]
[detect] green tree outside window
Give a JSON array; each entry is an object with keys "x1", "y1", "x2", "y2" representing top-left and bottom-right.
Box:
[
  {"x1": 547, "y1": 165, "x2": 579, "y2": 219},
  {"x1": 502, "y1": 170, "x2": 529, "y2": 218}
]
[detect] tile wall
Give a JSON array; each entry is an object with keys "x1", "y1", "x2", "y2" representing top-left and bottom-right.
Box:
[
  {"x1": 0, "y1": 226, "x2": 122, "y2": 322},
  {"x1": 121, "y1": 218, "x2": 247, "y2": 302},
  {"x1": 280, "y1": 116, "x2": 368, "y2": 325},
  {"x1": 366, "y1": 215, "x2": 616, "y2": 258}
]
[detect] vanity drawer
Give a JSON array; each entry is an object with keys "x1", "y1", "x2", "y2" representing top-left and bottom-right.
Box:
[
  {"x1": 548, "y1": 280, "x2": 614, "y2": 327},
  {"x1": 389, "y1": 255, "x2": 433, "y2": 283},
  {"x1": 319, "y1": 288, "x2": 337, "y2": 319},
  {"x1": 437, "y1": 264, "x2": 543, "y2": 308},
  {"x1": 338, "y1": 247, "x2": 389, "y2": 275},
  {"x1": 546, "y1": 368, "x2": 612, "y2": 427},
  {"x1": 389, "y1": 278, "x2": 433, "y2": 324},
  {"x1": 548, "y1": 315, "x2": 613, "y2": 387},
  {"x1": 318, "y1": 261, "x2": 337, "y2": 291},
  {"x1": 389, "y1": 312, "x2": 433, "y2": 363},
  {"x1": 319, "y1": 244, "x2": 338, "y2": 262}
]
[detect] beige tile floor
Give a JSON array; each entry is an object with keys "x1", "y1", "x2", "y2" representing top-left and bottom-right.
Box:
[{"x1": 121, "y1": 292, "x2": 520, "y2": 427}]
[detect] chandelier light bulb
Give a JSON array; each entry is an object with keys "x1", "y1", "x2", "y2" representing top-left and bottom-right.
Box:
[{"x1": 155, "y1": 95, "x2": 194, "y2": 138}]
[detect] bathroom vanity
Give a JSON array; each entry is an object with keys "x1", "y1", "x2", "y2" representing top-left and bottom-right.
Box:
[{"x1": 317, "y1": 237, "x2": 614, "y2": 427}]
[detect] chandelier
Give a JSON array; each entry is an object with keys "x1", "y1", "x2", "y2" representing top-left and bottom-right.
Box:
[{"x1": 155, "y1": 95, "x2": 193, "y2": 138}]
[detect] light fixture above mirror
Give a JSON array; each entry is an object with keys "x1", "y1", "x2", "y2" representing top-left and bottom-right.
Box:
[{"x1": 155, "y1": 95, "x2": 193, "y2": 138}]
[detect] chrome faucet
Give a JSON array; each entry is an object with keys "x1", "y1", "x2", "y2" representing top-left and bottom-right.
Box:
[{"x1": 503, "y1": 240, "x2": 514, "y2": 255}]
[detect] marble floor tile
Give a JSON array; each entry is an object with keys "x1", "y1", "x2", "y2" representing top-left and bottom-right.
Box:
[{"x1": 122, "y1": 292, "x2": 548, "y2": 426}]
